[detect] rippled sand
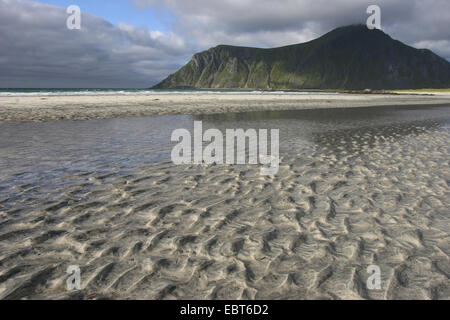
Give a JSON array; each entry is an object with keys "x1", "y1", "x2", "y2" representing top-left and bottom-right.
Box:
[{"x1": 0, "y1": 117, "x2": 448, "y2": 300}]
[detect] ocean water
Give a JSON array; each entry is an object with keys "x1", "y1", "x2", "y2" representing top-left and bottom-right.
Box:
[
  {"x1": 0, "y1": 88, "x2": 339, "y2": 97},
  {"x1": 0, "y1": 105, "x2": 449, "y2": 299}
]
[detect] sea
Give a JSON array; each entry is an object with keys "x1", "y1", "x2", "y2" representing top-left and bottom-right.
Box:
[{"x1": 0, "y1": 88, "x2": 339, "y2": 97}]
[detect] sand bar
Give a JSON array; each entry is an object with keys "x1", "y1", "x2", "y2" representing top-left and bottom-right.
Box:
[{"x1": 1, "y1": 92, "x2": 450, "y2": 123}]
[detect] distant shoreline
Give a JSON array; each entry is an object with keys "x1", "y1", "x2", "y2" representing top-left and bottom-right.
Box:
[
  {"x1": 0, "y1": 92, "x2": 449, "y2": 124},
  {"x1": 1, "y1": 88, "x2": 449, "y2": 98}
]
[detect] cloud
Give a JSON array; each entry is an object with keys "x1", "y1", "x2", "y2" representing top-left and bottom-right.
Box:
[
  {"x1": 0, "y1": 0, "x2": 194, "y2": 88},
  {"x1": 135, "y1": 0, "x2": 450, "y2": 58},
  {"x1": 1, "y1": 0, "x2": 449, "y2": 88}
]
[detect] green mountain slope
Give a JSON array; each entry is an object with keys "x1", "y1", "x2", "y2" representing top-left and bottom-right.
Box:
[{"x1": 154, "y1": 25, "x2": 450, "y2": 90}]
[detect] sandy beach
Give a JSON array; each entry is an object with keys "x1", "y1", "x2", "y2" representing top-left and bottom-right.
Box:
[
  {"x1": 0, "y1": 104, "x2": 449, "y2": 300},
  {"x1": 1, "y1": 92, "x2": 450, "y2": 123}
]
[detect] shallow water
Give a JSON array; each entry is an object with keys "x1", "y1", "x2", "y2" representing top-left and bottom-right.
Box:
[{"x1": 0, "y1": 105, "x2": 449, "y2": 300}]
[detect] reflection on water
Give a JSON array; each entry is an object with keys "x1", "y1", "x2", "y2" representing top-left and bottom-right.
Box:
[
  {"x1": 197, "y1": 105, "x2": 450, "y2": 153},
  {"x1": 1, "y1": 105, "x2": 449, "y2": 206},
  {"x1": 195, "y1": 104, "x2": 450, "y2": 123}
]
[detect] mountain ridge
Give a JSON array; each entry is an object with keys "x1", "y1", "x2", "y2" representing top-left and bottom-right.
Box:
[{"x1": 154, "y1": 25, "x2": 450, "y2": 90}]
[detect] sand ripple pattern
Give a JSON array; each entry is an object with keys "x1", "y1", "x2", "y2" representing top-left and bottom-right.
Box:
[{"x1": 0, "y1": 125, "x2": 449, "y2": 300}]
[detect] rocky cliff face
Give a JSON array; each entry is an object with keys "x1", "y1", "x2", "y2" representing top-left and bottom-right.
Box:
[{"x1": 154, "y1": 25, "x2": 450, "y2": 90}]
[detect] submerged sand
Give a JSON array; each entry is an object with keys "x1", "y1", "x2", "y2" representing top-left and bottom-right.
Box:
[
  {"x1": 1, "y1": 92, "x2": 450, "y2": 123},
  {"x1": 0, "y1": 109, "x2": 449, "y2": 300}
]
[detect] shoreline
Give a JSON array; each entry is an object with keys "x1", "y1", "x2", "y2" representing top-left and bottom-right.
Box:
[{"x1": 1, "y1": 92, "x2": 450, "y2": 124}]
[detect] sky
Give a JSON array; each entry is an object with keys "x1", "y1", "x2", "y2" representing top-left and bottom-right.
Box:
[
  {"x1": 0, "y1": 0, "x2": 449, "y2": 88},
  {"x1": 40, "y1": 0, "x2": 174, "y2": 32}
]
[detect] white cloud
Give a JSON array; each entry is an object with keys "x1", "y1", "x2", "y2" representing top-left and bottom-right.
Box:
[
  {"x1": 135, "y1": 0, "x2": 450, "y2": 58},
  {"x1": 0, "y1": 0, "x2": 194, "y2": 87},
  {"x1": 1, "y1": 0, "x2": 449, "y2": 87}
]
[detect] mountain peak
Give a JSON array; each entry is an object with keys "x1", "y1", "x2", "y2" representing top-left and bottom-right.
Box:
[
  {"x1": 154, "y1": 25, "x2": 450, "y2": 90},
  {"x1": 318, "y1": 24, "x2": 392, "y2": 41}
]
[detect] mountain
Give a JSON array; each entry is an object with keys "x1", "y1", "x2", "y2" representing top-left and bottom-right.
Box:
[{"x1": 154, "y1": 25, "x2": 450, "y2": 90}]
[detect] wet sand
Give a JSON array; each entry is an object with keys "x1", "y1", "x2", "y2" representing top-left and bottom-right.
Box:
[
  {"x1": 1, "y1": 92, "x2": 450, "y2": 123},
  {"x1": 0, "y1": 107, "x2": 449, "y2": 300}
]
